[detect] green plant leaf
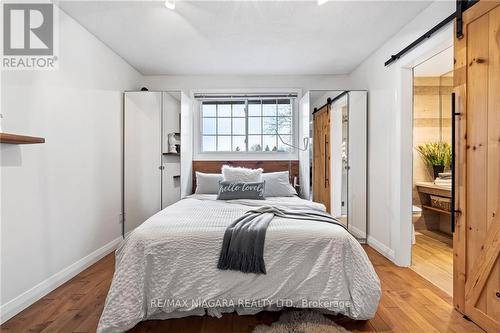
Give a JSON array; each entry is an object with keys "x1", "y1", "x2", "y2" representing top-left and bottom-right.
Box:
[{"x1": 416, "y1": 141, "x2": 451, "y2": 168}]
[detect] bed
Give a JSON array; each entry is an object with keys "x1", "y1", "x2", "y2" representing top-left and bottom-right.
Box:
[{"x1": 97, "y1": 162, "x2": 380, "y2": 333}]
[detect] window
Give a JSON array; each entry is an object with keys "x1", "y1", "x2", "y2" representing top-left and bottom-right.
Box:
[{"x1": 200, "y1": 98, "x2": 293, "y2": 153}]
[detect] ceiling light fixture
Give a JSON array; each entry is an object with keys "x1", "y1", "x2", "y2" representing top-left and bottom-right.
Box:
[
  {"x1": 317, "y1": 0, "x2": 328, "y2": 5},
  {"x1": 164, "y1": 0, "x2": 175, "y2": 10}
]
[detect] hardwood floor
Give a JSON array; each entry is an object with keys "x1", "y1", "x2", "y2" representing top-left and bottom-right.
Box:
[
  {"x1": 1, "y1": 246, "x2": 483, "y2": 333},
  {"x1": 411, "y1": 231, "x2": 453, "y2": 295}
]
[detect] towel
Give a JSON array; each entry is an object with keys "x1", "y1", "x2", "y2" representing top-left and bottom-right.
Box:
[
  {"x1": 434, "y1": 178, "x2": 452, "y2": 188},
  {"x1": 437, "y1": 172, "x2": 452, "y2": 179}
]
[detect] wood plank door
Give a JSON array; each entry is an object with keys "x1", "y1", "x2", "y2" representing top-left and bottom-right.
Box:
[
  {"x1": 454, "y1": 2, "x2": 500, "y2": 332},
  {"x1": 313, "y1": 105, "x2": 331, "y2": 212}
]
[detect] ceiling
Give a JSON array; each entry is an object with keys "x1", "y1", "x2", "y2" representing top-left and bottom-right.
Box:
[
  {"x1": 59, "y1": 1, "x2": 432, "y2": 75},
  {"x1": 414, "y1": 46, "x2": 453, "y2": 77}
]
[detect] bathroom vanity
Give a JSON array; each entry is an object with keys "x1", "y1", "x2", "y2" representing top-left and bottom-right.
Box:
[{"x1": 415, "y1": 182, "x2": 452, "y2": 234}]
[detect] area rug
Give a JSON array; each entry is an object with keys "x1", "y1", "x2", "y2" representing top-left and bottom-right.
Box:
[{"x1": 252, "y1": 310, "x2": 351, "y2": 333}]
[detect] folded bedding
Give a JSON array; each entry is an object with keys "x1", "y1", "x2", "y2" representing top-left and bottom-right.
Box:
[{"x1": 97, "y1": 195, "x2": 381, "y2": 333}]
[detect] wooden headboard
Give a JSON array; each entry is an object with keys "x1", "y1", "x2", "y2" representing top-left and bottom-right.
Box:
[{"x1": 192, "y1": 160, "x2": 299, "y2": 193}]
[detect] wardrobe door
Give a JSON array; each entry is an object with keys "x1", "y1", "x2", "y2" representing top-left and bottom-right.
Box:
[
  {"x1": 124, "y1": 92, "x2": 162, "y2": 234},
  {"x1": 299, "y1": 92, "x2": 311, "y2": 199},
  {"x1": 347, "y1": 91, "x2": 367, "y2": 240},
  {"x1": 180, "y1": 92, "x2": 193, "y2": 198},
  {"x1": 313, "y1": 105, "x2": 331, "y2": 212},
  {"x1": 454, "y1": 2, "x2": 500, "y2": 331}
]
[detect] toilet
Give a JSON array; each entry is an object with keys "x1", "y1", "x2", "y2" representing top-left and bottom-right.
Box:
[{"x1": 412, "y1": 205, "x2": 422, "y2": 244}]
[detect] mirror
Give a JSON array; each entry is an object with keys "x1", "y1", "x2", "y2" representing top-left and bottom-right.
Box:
[
  {"x1": 330, "y1": 94, "x2": 349, "y2": 226},
  {"x1": 307, "y1": 90, "x2": 367, "y2": 242}
]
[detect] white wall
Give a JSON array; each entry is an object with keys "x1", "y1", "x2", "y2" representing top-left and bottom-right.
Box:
[
  {"x1": 348, "y1": 1, "x2": 454, "y2": 265},
  {"x1": 310, "y1": 90, "x2": 344, "y2": 111},
  {"x1": 144, "y1": 75, "x2": 351, "y2": 96},
  {"x1": 0, "y1": 8, "x2": 142, "y2": 321}
]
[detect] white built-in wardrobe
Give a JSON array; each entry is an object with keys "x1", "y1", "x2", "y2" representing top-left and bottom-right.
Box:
[{"x1": 123, "y1": 91, "x2": 193, "y2": 235}]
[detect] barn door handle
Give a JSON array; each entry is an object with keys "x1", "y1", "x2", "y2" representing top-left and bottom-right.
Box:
[
  {"x1": 451, "y1": 92, "x2": 462, "y2": 233},
  {"x1": 324, "y1": 134, "x2": 329, "y2": 187},
  {"x1": 451, "y1": 92, "x2": 456, "y2": 233}
]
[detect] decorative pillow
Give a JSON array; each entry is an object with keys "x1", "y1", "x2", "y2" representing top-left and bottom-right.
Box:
[
  {"x1": 221, "y1": 165, "x2": 263, "y2": 182},
  {"x1": 261, "y1": 171, "x2": 297, "y2": 197},
  {"x1": 217, "y1": 181, "x2": 266, "y2": 200},
  {"x1": 195, "y1": 172, "x2": 223, "y2": 194}
]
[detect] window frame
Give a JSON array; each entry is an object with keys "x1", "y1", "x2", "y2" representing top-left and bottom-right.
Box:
[
  {"x1": 194, "y1": 94, "x2": 299, "y2": 160},
  {"x1": 199, "y1": 99, "x2": 248, "y2": 152}
]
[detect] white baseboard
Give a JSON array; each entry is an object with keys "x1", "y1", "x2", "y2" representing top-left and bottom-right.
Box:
[
  {"x1": 0, "y1": 235, "x2": 123, "y2": 324},
  {"x1": 348, "y1": 225, "x2": 366, "y2": 240},
  {"x1": 367, "y1": 236, "x2": 395, "y2": 262}
]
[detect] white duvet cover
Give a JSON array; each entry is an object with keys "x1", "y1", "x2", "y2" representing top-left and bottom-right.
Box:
[{"x1": 97, "y1": 195, "x2": 381, "y2": 333}]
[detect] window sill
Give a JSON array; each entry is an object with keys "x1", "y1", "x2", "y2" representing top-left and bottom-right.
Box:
[{"x1": 194, "y1": 151, "x2": 298, "y2": 161}]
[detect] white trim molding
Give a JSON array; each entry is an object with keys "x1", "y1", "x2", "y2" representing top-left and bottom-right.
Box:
[
  {"x1": 368, "y1": 236, "x2": 395, "y2": 262},
  {"x1": 0, "y1": 236, "x2": 123, "y2": 324},
  {"x1": 392, "y1": 25, "x2": 453, "y2": 267},
  {"x1": 349, "y1": 224, "x2": 367, "y2": 241}
]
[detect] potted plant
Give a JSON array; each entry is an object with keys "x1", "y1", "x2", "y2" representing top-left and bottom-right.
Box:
[{"x1": 416, "y1": 142, "x2": 452, "y2": 179}]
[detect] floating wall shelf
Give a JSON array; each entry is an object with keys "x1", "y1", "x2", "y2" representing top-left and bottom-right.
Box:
[{"x1": 0, "y1": 132, "x2": 45, "y2": 144}]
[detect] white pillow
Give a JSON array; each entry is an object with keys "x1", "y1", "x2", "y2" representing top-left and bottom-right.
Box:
[
  {"x1": 262, "y1": 171, "x2": 297, "y2": 197},
  {"x1": 221, "y1": 165, "x2": 263, "y2": 182},
  {"x1": 195, "y1": 172, "x2": 223, "y2": 194}
]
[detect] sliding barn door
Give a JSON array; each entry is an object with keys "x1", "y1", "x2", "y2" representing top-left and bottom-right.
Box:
[
  {"x1": 313, "y1": 105, "x2": 331, "y2": 212},
  {"x1": 454, "y1": 2, "x2": 500, "y2": 332}
]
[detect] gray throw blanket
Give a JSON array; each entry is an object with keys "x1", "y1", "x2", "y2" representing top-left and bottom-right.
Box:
[{"x1": 217, "y1": 206, "x2": 347, "y2": 274}]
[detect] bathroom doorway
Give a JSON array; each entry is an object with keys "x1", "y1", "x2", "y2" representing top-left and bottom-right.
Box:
[{"x1": 410, "y1": 47, "x2": 454, "y2": 295}]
